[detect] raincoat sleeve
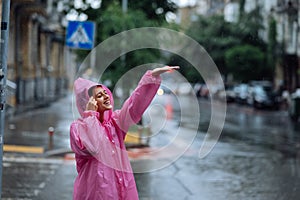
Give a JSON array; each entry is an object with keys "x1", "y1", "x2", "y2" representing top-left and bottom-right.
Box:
[
  {"x1": 114, "y1": 70, "x2": 161, "y2": 132},
  {"x1": 70, "y1": 111, "x2": 102, "y2": 156}
]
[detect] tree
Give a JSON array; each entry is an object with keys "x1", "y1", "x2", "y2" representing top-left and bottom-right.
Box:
[
  {"x1": 92, "y1": 3, "x2": 162, "y2": 87},
  {"x1": 185, "y1": 15, "x2": 241, "y2": 80},
  {"x1": 225, "y1": 45, "x2": 265, "y2": 82},
  {"x1": 183, "y1": 2, "x2": 270, "y2": 83},
  {"x1": 237, "y1": 6, "x2": 266, "y2": 50},
  {"x1": 125, "y1": 0, "x2": 177, "y2": 25},
  {"x1": 239, "y1": 0, "x2": 246, "y2": 19},
  {"x1": 65, "y1": 0, "x2": 178, "y2": 88}
]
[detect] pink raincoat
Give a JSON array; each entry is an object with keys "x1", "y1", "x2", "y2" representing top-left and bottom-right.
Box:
[{"x1": 70, "y1": 70, "x2": 161, "y2": 200}]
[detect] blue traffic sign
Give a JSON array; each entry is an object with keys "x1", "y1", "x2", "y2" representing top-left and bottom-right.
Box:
[{"x1": 65, "y1": 21, "x2": 95, "y2": 50}]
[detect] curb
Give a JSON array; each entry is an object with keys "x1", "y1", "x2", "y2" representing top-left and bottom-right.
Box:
[
  {"x1": 3, "y1": 144, "x2": 44, "y2": 154},
  {"x1": 44, "y1": 148, "x2": 73, "y2": 157}
]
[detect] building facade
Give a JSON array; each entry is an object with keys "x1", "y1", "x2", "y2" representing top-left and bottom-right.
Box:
[
  {"x1": 223, "y1": 0, "x2": 300, "y2": 91},
  {"x1": 274, "y1": 0, "x2": 299, "y2": 92},
  {"x1": 176, "y1": 0, "x2": 226, "y2": 28},
  {"x1": 177, "y1": 0, "x2": 300, "y2": 92},
  {"x1": 1, "y1": 0, "x2": 69, "y2": 113}
]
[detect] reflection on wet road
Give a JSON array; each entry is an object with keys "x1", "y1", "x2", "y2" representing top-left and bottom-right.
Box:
[
  {"x1": 221, "y1": 102, "x2": 300, "y2": 158},
  {"x1": 135, "y1": 94, "x2": 300, "y2": 199}
]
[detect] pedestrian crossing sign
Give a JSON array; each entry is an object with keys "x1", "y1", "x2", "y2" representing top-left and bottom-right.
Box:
[{"x1": 65, "y1": 21, "x2": 95, "y2": 50}]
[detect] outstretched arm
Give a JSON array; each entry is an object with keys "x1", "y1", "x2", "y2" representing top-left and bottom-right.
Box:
[
  {"x1": 151, "y1": 66, "x2": 180, "y2": 76},
  {"x1": 113, "y1": 66, "x2": 180, "y2": 134}
]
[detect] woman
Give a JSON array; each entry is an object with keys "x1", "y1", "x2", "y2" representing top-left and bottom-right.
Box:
[{"x1": 70, "y1": 66, "x2": 179, "y2": 200}]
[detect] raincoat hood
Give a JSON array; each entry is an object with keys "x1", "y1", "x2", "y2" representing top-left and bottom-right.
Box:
[{"x1": 74, "y1": 77, "x2": 114, "y2": 121}]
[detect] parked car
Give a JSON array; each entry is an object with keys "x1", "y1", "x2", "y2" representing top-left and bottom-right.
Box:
[
  {"x1": 234, "y1": 84, "x2": 249, "y2": 104},
  {"x1": 250, "y1": 85, "x2": 280, "y2": 109},
  {"x1": 217, "y1": 84, "x2": 235, "y2": 102},
  {"x1": 225, "y1": 84, "x2": 236, "y2": 102},
  {"x1": 176, "y1": 82, "x2": 193, "y2": 95},
  {"x1": 194, "y1": 83, "x2": 209, "y2": 98},
  {"x1": 193, "y1": 83, "x2": 202, "y2": 97}
]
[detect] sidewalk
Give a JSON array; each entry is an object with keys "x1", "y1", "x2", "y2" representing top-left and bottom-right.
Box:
[{"x1": 3, "y1": 94, "x2": 77, "y2": 199}]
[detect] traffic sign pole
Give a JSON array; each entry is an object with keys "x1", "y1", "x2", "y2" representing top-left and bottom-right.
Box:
[{"x1": 0, "y1": 0, "x2": 11, "y2": 196}]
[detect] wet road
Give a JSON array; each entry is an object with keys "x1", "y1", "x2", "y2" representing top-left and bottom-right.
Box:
[
  {"x1": 2, "y1": 93, "x2": 300, "y2": 199},
  {"x1": 218, "y1": 101, "x2": 300, "y2": 158},
  {"x1": 4, "y1": 95, "x2": 74, "y2": 150},
  {"x1": 134, "y1": 94, "x2": 300, "y2": 199},
  {"x1": 2, "y1": 155, "x2": 75, "y2": 200},
  {"x1": 3, "y1": 95, "x2": 76, "y2": 199}
]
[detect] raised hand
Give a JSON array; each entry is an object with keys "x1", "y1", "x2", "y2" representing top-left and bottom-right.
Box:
[
  {"x1": 151, "y1": 66, "x2": 180, "y2": 77},
  {"x1": 86, "y1": 96, "x2": 98, "y2": 111}
]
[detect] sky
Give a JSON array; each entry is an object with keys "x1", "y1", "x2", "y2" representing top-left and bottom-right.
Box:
[
  {"x1": 65, "y1": 0, "x2": 194, "y2": 22},
  {"x1": 172, "y1": 0, "x2": 197, "y2": 7}
]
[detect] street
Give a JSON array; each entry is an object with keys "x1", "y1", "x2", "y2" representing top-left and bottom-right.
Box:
[{"x1": 2, "y1": 92, "x2": 300, "y2": 199}]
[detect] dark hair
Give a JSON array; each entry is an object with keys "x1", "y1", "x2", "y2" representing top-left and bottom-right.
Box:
[{"x1": 88, "y1": 85, "x2": 102, "y2": 97}]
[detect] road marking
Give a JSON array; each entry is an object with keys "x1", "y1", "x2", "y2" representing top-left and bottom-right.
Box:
[
  {"x1": 125, "y1": 131, "x2": 141, "y2": 144},
  {"x1": 3, "y1": 156, "x2": 63, "y2": 164},
  {"x1": 3, "y1": 144, "x2": 44, "y2": 154}
]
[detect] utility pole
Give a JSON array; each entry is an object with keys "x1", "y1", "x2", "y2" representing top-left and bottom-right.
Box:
[
  {"x1": 120, "y1": 0, "x2": 128, "y2": 103},
  {"x1": 0, "y1": 0, "x2": 11, "y2": 196}
]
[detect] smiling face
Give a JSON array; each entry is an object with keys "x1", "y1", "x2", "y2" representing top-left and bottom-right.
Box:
[{"x1": 92, "y1": 86, "x2": 113, "y2": 113}]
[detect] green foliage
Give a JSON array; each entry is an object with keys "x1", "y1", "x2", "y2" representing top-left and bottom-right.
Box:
[
  {"x1": 66, "y1": 0, "x2": 274, "y2": 84},
  {"x1": 99, "y1": 3, "x2": 153, "y2": 40},
  {"x1": 184, "y1": 4, "x2": 270, "y2": 83},
  {"x1": 237, "y1": 6, "x2": 266, "y2": 49},
  {"x1": 168, "y1": 54, "x2": 203, "y2": 84},
  {"x1": 126, "y1": 0, "x2": 177, "y2": 25},
  {"x1": 225, "y1": 45, "x2": 266, "y2": 82},
  {"x1": 66, "y1": 0, "x2": 178, "y2": 88},
  {"x1": 185, "y1": 15, "x2": 241, "y2": 76},
  {"x1": 239, "y1": 0, "x2": 246, "y2": 18}
]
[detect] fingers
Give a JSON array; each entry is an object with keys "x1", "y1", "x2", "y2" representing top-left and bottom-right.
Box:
[
  {"x1": 165, "y1": 66, "x2": 180, "y2": 73},
  {"x1": 86, "y1": 97, "x2": 98, "y2": 111},
  {"x1": 90, "y1": 97, "x2": 97, "y2": 107},
  {"x1": 151, "y1": 66, "x2": 180, "y2": 76},
  {"x1": 89, "y1": 96, "x2": 97, "y2": 104},
  {"x1": 167, "y1": 66, "x2": 180, "y2": 70}
]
